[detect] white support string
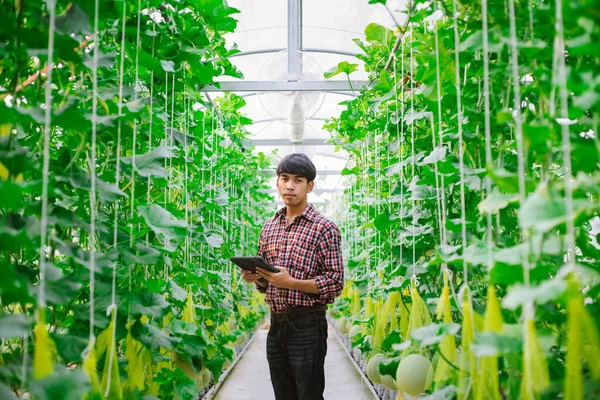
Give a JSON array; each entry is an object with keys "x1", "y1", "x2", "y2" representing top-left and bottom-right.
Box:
[
  {"x1": 130, "y1": 0, "x2": 141, "y2": 250},
  {"x1": 105, "y1": 2, "x2": 127, "y2": 395},
  {"x1": 482, "y1": 0, "x2": 494, "y2": 273},
  {"x1": 433, "y1": 2, "x2": 448, "y2": 247},
  {"x1": 164, "y1": 71, "x2": 169, "y2": 208},
  {"x1": 33, "y1": 0, "x2": 57, "y2": 387},
  {"x1": 451, "y1": 0, "x2": 469, "y2": 285},
  {"x1": 409, "y1": 25, "x2": 417, "y2": 280},
  {"x1": 39, "y1": 0, "x2": 57, "y2": 310},
  {"x1": 87, "y1": 0, "x2": 101, "y2": 347},
  {"x1": 507, "y1": 0, "x2": 531, "y2": 288},
  {"x1": 145, "y1": 18, "x2": 155, "y2": 281},
  {"x1": 554, "y1": 0, "x2": 576, "y2": 272}
]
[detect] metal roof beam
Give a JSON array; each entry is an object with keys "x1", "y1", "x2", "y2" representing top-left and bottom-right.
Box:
[
  {"x1": 252, "y1": 138, "x2": 334, "y2": 146},
  {"x1": 261, "y1": 169, "x2": 342, "y2": 176},
  {"x1": 202, "y1": 80, "x2": 369, "y2": 92}
]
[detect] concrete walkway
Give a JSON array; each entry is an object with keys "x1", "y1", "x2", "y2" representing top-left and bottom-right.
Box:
[{"x1": 209, "y1": 323, "x2": 377, "y2": 400}]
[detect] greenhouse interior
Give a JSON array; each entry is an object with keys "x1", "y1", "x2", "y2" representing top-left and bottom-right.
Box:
[{"x1": 1, "y1": 0, "x2": 599, "y2": 399}]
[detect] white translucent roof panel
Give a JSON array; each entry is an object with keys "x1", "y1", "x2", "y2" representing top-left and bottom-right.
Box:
[{"x1": 216, "y1": 0, "x2": 409, "y2": 179}]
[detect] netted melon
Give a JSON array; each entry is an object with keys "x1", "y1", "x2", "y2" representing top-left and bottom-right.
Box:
[
  {"x1": 366, "y1": 353, "x2": 385, "y2": 384},
  {"x1": 395, "y1": 354, "x2": 433, "y2": 396}
]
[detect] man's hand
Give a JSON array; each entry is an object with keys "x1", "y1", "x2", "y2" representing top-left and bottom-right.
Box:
[
  {"x1": 256, "y1": 266, "x2": 296, "y2": 290},
  {"x1": 240, "y1": 269, "x2": 262, "y2": 284}
]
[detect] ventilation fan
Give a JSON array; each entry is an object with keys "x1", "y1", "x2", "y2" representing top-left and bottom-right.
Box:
[{"x1": 257, "y1": 50, "x2": 325, "y2": 143}]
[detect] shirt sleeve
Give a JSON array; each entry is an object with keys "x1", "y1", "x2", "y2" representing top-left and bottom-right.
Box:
[
  {"x1": 255, "y1": 229, "x2": 268, "y2": 294},
  {"x1": 313, "y1": 224, "x2": 344, "y2": 304}
]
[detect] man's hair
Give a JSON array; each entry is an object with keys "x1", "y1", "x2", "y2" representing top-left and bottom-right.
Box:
[{"x1": 276, "y1": 153, "x2": 317, "y2": 183}]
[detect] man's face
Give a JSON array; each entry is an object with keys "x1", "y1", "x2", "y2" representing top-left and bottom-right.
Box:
[{"x1": 276, "y1": 173, "x2": 314, "y2": 206}]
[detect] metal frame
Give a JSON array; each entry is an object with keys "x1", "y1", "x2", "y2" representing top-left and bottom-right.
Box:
[
  {"x1": 288, "y1": 0, "x2": 302, "y2": 80},
  {"x1": 261, "y1": 169, "x2": 342, "y2": 176},
  {"x1": 202, "y1": 80, "x2": 369, "y2": 92},
  {"x1": 252, "y1": 138, "x2": 333, "y2": 146}
]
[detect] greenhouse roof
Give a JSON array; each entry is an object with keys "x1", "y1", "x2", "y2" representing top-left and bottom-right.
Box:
[{"x1": 207, "y1": 0, "x2": 409, "y2": 206}]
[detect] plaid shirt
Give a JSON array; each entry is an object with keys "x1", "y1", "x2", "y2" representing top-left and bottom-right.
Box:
[{"x1": 256, "y1": 203, "x2": 344, "y2": 313}]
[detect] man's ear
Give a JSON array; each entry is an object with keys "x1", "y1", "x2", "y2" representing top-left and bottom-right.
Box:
[{"x1": 307, "y1": 180, "x2": 315, "y2": 193}]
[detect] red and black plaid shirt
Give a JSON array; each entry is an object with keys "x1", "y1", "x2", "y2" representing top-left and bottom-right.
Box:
[{"x1": 256, "y1": 203, "x2": 344, "y2": 313}]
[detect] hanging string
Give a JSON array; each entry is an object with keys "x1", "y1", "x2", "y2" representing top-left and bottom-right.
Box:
[
  {"x1": 105, "y1": 2, "x2": 127, "y2": 395},
  {"x1": 482, "y1": 0, "x2": 494, "y2": 273},
  {"x1": 145, "y1": 17, "x2": 155, "y2": 281},
  {"x1": 507, "y1": 0, "x2": 530, "y2": 287},
  {"x1": 31, "y1": 0, "x2": 57, "y2": 389},
  {"x1": 87, "y1": 0, "x2": 101, "y2": 347},
  {"x1": 409, "y1": 25, "x2": 417, "y2": 279},
  {"x1": 130, "y1": 0, "x2": 141, "y2": 251},
  {"x1": 450, "y1": 0, "x2": 469, "y2": 285},
  {"x1": 39, "y1": 0, "x2": 57, "y2": 312},
  {"x1": 163, "y1": 71, "x2": 169, "y2": 208},
  {"x1": 554, "y1": 0, "x2": 576, "y2": 272},
  {"x1": 433, "y1": 1, "x2": 448, "y2": 247}
]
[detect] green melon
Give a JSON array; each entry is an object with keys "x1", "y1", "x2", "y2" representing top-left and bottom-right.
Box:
[
  {"x1": 337, "y1": 317, "x2": 349, "y2": 334},
  {"x1": 349, "y1": 324, "x2": 361, "y2": 338},
  {"x1": 200, "y1": 367, "x2": 211, "y2": 387},
  {"x1": 395, "y1": 354, "x2": 433, "y2": 396},
  {"x1": 381, "y1": 373, "x2": 398, "y2": 390},
  {"x1": 366, "y1": 353, "x2": 385, "y2": 384}
]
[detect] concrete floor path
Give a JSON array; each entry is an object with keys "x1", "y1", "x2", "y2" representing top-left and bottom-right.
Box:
[{"x1": 209, "y1": 323, "x2": 378, "y2": 400}]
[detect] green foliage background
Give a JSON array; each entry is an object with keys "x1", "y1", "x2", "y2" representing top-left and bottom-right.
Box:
[
  {"x1": 0, "y1": 0, "x2": 272, "y2": 398},
  {"x1": 326, "y1": 0, "x2": 600, "y2": 398}
]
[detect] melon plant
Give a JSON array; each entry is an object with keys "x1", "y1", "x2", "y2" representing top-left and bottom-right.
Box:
[
  {"x1": 327, "y1": 0, "x2": 600, "y2": 398},
  {"x1": 0, "y1": 0, "x2": 271, "y2": 398}
]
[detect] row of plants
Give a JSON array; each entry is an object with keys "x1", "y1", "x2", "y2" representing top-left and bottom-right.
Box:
[
  {"x1": 325, "y1": 0, "x2": 599, "y2": 398},
  {"x1": 0, "y1": 0, "x2": 271, "y2": 399}
]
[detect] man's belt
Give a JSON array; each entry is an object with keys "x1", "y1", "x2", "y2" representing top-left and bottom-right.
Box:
[{"x1": 270, "y1": 303, "x2": 327, "y2": 322}]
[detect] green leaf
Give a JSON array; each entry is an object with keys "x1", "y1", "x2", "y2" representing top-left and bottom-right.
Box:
[
  {"x1": 161, "y1": 60, "x2": 175, "y2": 72},
  {"x1": 0, "y1": 313, "x2": 30, "y2": 339},
  {"x1": 324, "y1": 61, "x2": 358, "y2": 79},
  {"x1": 478, "y1": 188, "x2": 518, "y2": 214},
  {"x1": 365, "y1": 23, "x2": 388, "y2": 45},
  {"x1": 169, "y1": 281, "x2": 187, "y2": 302},
  {"x1": 423, "y1": 386, "x2": 457, "y2": 400},
  {"x1": 471, "y1": 331, "x2": 522, "y2": 357},
  {"x1": 0, "y1": 382, "x2": 19, "y2": 400},
  {"x1": 502, "y1": 278, "x2": 567, "y2": 310},
  {"x1": 132, "y1": 321, "x2": 180, "y2": 352},
  {"x1": 28, "y1": 368, "x2": 91, "y2": 400},
  {"x1": 519, "y1": 182, "x2": 565, "y2": 232},
  {"x1": 122, "y1": 145, "x2": 175, "y2": 178},
  {"x1": 419, "y1": 146, "x2": 447, "y2": 165},
  {"x1": 129, "y1": 289, "x2": 171, "y2": 318},
  {"x1": 206, "y1": 233, "x2": 224, "y2": 248},
  {"x1": 411, "y1": 323, "x2": 460, "y2": 346},
  {"x1": 379, "y1": 356, "x2": 401, "y2": 377},
  {"x1": 0, "y1": 180, "x2": 24, "y2": 211},
  {"x1": 60, "y1": 172, "x2": 127, "y2": 203},
  {"x1": 382, "y1": 330, "x2": 403, "y2": 353},
  {"x1": 341, "y1": 166, "x2": 360, "y2": 176},
  {"x1": 374, "y1": 212, "x2": 400, "y2": 232},
  {"x1": 138, "y1": 204, "x2": 187, "y2": 241}
]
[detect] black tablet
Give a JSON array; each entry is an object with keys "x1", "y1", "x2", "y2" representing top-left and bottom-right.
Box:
[{"x1": 230, "y1": 256, "x2": 280, "y2": 274}]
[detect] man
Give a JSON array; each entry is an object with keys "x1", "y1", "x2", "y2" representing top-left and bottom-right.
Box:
[{"x1": 241, "y1": 153, "x2": 344, "y2": 400}]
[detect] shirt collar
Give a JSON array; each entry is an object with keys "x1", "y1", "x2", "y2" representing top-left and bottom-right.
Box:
[{"x1": 275, "y1": 203, "x2": 317, "y2": 222}]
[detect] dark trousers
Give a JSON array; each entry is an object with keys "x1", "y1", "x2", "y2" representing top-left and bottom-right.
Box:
[{"x1": 266, "y1": 309, "x2": 328, "y2": 400}]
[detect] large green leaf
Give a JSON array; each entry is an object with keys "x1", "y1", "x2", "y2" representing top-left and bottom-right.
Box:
[
  {"x1": 138, "y1": 204, "x2": 187, "y2": 241},
  {"x1": 122, "y1": 145, "x2": 175, "y2": 178}
]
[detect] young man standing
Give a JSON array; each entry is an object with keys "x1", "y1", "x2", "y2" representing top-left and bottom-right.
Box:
[{"x1": 241, "y1": 153, "x2": 344, "y2": 400}]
